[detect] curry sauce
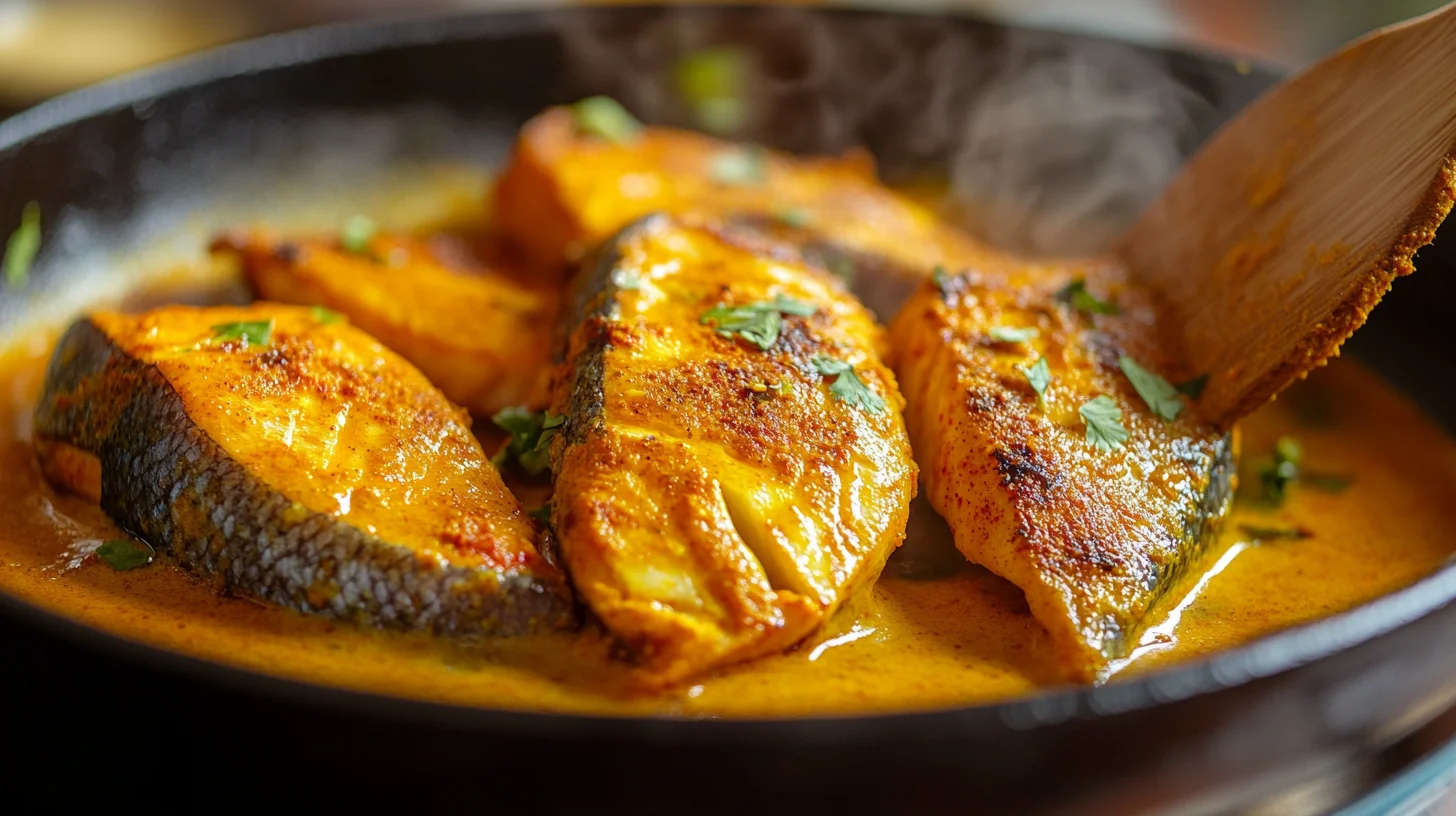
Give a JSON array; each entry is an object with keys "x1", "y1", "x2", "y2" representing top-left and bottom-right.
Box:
[{"x1": 0, "y1": 328, "x2": 1452, "y2": 715}]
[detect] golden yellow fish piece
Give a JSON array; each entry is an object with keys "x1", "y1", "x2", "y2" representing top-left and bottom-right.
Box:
[
  {"x1": 34, "y1": 303, "x2": 574, "y2": 633},
  {"x1": 548, "y1": 214, "x2": 916, "y2": 684},
  {"x1": 214, "y1": 231, "x2": 559, "y2": 417},
  {"x1": 494, "y1": 104, "x2": 991, "y2": 289},
  {"x1": 889, "y1": 265, "x2": 1235, "y2": 682}
]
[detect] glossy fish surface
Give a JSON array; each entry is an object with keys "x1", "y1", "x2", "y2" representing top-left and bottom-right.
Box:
[
  {"x1": 33, "y1": 304, "x2": 574, "y2": 635},
  {"x1": 548, "y1": 214, "x2": 916, "y2": 684},
  {"x1": 890, "y1": 266, "x2": 1234, "y2": 681},
  {"x1": 216, "y1": 231, "x2": 559, "y2": 416}
]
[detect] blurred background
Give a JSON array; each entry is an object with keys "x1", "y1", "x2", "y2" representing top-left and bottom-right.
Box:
[{"x1": 0, "y1": 0, "x2": 1448, "y2": 118}]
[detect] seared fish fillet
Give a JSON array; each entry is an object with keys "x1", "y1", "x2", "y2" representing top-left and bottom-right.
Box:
[
  {"x1": 215, "y1": 231, "x2": 559, "y2": 416},
  {"x1": 34, "y1": 304, "x2": 574, "y2": 634},
  {"x1": 548, "y1": 214, "x2": 916, "y2": 684},
  {"x1": 494, "y1": 105, "x2": 988, "y2": 291},
  {"x1": 890, "y1": 267, "x2": 1234, "y2": 681}
]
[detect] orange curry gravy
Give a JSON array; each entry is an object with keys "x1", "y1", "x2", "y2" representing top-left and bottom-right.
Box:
[{"x1": 0, "y1": 333, "x2": 1453, "y2": 715}]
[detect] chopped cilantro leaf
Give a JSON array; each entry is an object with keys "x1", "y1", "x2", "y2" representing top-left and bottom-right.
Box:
[
  {"x1": 311, "y1": 306, "x2": 343, "y2": 325},
  {"x1": 209, "y1": 319, "x2": 274, "y2": 347},
  {"x1": 674, "y1": 47, "x2": 748, "y2": 135},
  {"x1": 1176, "y1": 374, "x2": 1209, "y2": 399},
  {"x1": 1257, "y1": 435, "x2": 1303, "y2": 505},
  {"x1": 1119, "y1": 355, "x2": 1183, "y2": 421},
  {"x1": 778, "y1": 207, "x2": 813, "y2": 228},
  {"x1": 812, "y1": 356, "x2": 886, "y2": 414},
  {"x1": 96, "y1": 539, "x2": 154, "y2": 571},
  {"x1": 711, "y1": 146, "x2": 767, "y2": 185},
  {"x1": 1303, "y1": 472, "x2": 1354, "y2": 493},
  {"x1": 571, "y1": 96, "x2": 642, "y2": 145},
  {"x1": 3, "y1": 201, "x2": 41, "y2": 289},
  {"x1": 987, "y1": 325, "x2": 1039, "y2": 345},
  {"x1": 491, "y1": 407, "x2": 564, "y2": 476},
  {"x1": 1079, "y1": 395, "x2": 1128, "y2": 452},
  {"x1": 700, "y1": 295, "x2": 816, "y2": 351},
  {"x1": 1022, "y1": 356, "x2": 1051, "y2": 405},
  {"x1": 340, "y1": 215, "x2": 377, "y2": 255},
  {"x1": 1056, "y1": 279, "x2": 1120, "y2": 315}
]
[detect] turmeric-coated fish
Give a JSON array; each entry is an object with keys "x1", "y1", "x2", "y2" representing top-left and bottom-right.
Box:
[
  {"x1": 889, "y1": 265, "x2": 1234, "y2": 681},
  {"x1": 214, "y1": 231, "x2": 559, "y2": 416},
  {"x1": 548, "y1": 214, "x2": 916, "y2": 684},
  {"x1": 34, "y1": 304, "x2": 574, "y2": 634},
  {"x1": 494, "y1": 104, "x2": 991, "y2": 299}
]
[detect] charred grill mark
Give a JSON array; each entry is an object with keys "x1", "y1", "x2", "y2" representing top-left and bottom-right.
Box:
[{"x1": 993, "y1": 444, "x2": 1061, "y2": 495}]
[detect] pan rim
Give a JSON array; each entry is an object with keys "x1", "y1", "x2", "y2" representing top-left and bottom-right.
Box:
[{"x1": 0, "y1": 3, "x2": 1450, "y2": 736}]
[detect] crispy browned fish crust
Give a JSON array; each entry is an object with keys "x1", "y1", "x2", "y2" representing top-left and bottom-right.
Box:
[
  {"x1": 548, "y1": 214, "x2": 916, "y2": 685},
  {"x1": 890, "y1": 265, "x2": 1234, "y2": 681},
  {"x1": 34, "y1": 303, "x2": 574, "y2": 634}
]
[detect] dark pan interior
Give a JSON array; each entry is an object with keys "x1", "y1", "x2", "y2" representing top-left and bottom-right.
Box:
[{"x1": 1, "y1": 7, "x2": 1454, "y2": 814}]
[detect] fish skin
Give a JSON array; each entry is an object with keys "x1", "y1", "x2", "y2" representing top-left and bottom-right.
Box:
[
  {"x1": 34, "y1": 305, "x2": 575, "y2": 635},
  {"x1": 548, "y1": 213, "x2": 916, "y2": 685},
  {"x1": 889, "y1": 266, "x2": 1235, "y2": 681}
]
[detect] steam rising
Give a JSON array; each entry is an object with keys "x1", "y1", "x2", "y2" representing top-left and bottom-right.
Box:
[{"x1": 552, "y1": 7, "x2": 1211, "y2": 256}]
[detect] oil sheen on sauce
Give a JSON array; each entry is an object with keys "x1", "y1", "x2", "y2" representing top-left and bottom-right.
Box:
[{"x1": 1, "y1": 329, "x2": 1454, "y2": 716}]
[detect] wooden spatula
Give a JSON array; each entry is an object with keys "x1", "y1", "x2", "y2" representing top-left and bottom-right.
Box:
[{"x1": 1117, "y1": 1, "x2": 1456, "y2": 429}]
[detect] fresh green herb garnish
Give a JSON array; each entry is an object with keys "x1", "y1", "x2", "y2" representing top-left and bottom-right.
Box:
[
  {"x1": 1079, "y1": 395, "x2": 1128, "y2": 452},
  {"x1": 1176, "y1": 374, "x2": 1209, "y2": 399},
  {"x1": 827, "y1": 256, "x2": 855, "y2": 282},
  {"x1": 571, "y1": 95, "x2": 642, "y2": 145},
  {"x1": 1252, "y1": 435, "x2": 1353, "y2": 505},
  {"x1": 209, "y1": 319, "x2": 274, "y2": 347},
  {"x1": 987, "y1": 325, "x2": 1039, "y2": 345},
  {"x1": 778, "y1": 207, "x2": 813, "y2": 229},
  {"x1": 1238, "y1": 524, "x2": 1314, "y2": 541},
  {"x1": 612, "y1": 268, "x2": 644, "y2": 290},
  {"x1": 311, "y1": 306, "x2": 342, "y2": 325},
  {"x1": 95, "y1": 539, "x2": 154, "y2": 571},
  {"x1": 700, "y1": 295, "x2": 816, "y2": 351},
  {"x1": 528, "y1": 503, "x2": 553, "y2": 525},
  {"x1": 674, "y1": 47, "x2": 748, "y2": 135},
  {"x1": 1257, "y1": 435, "x2": 1303, "y2": 505},
  {"x1": 932, "y1": 265, "x2": 950, "y2": 292},
  {"x1": 812, "y1": 355, "x2": 886, "y2": 414},
  {"x1": 340, "y1": 215, "x2": 377, "y2": 255},
  {"x1": 3, "y1": 201, "x2": 41, "y2": 289},
  {"x1": 1056, "y1": 279, "x2": 1120, "y2": 315},
  {"x1": 1119, "y1": 355, "x2": 1183, "y2": 422},
  {"x1": 491, "y1": 407, "x2": 565, "y2": 476},
  {"x1": 711, "y1": 146, "x2": 767, "y2": 185},
  {"x1": 1022, "y1": 356, "x2": 1051, "y2": 406}
]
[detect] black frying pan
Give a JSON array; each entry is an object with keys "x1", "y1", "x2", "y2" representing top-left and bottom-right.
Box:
[{"x1": 1, "y1": 7, "x2": 1454, "y2": 814}]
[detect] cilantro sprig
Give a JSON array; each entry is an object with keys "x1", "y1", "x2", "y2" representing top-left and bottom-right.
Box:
[
  {"x1": 812, "y1": 356, "x2": 885, "y2": 414},
  {"x1": 1022, "y1": 356, "x2": 1050, "y2": 407},
  {"x1": 1079, "y1": 395, "x2": 1128, "y2": 452},
  {"x1": 674, "y1": 47, "x2": 748, "y2": 135},
  {"x1": 1119, "y1": 355, "x2": 1183, "y2": 422},
  {"x1": 988, "y1": 325, "x2": 1039, "y2": 345},
  {"x1": 491, "y1": 407, "x2": 565, "y2": 475},
  {"x1": 571, "y1": 96, "x2": 642, "y2": 145},
  {"x1": 711, "y1": 146, "x2": 767, "y2": 186},
  {"x1": 95, "y1": 539, "x2": 154, "y2": 571},
  {"x1": 3, "y1": 201, "x2": 41, "y2": 289},
  {"x1": 340, "y1": 215, "x2": 377, "y2": 255},
  {"x1": 1056, "y1": 279, "x2": 1119, "y2": 315},
  {"x1": 1254, "y1": 435, "x2": 1353, "y2": 506},
  {"x1": 700, "y1": 294, "x2": 816, "y2": 351}
]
